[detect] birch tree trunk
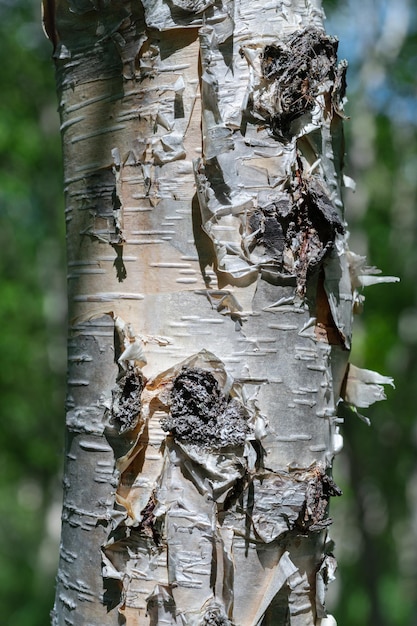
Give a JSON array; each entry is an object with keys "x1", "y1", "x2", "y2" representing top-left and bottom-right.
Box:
[{"x1": 43, "y1": 0, "x2": 396, "y2": 624}]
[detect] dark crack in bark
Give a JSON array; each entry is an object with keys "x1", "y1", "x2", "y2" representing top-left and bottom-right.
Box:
[
  {"x1": 111, "y1": 368, "x2": 144, "y2": 433},
  {"x1": 138, "y1": 491, "x2": 161, "y2": 545}
]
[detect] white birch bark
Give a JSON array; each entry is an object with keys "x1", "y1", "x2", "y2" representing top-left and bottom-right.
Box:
[{"x1": 43, "y1": 0, "x2": 396, "y2": 624}]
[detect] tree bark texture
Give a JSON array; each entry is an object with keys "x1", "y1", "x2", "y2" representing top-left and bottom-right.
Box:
[{"x1": 43, "y1": 0, "x2": 396, "y2": 624}]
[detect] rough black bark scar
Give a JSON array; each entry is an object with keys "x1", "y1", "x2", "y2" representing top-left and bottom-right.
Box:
[
  {"x1": 297, "y1": 469, "x2": 342, "y2": 532},
  {"x1": 111, "y1": 368, "x2": 144, "y2": 433},
  {"x1": 161, "y1": 367, "x2": 250, "y2": 449},
  {"x1": 248, "y1": 164, "x2": 344, "y2": 295},
  {"x1": 256, "y1": 27, "x2": 344, "y2": 139}
]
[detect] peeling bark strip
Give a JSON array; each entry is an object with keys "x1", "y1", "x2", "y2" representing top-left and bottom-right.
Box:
[{"x1": 45, "y1": 0, "x2": 398, "y2": 624}]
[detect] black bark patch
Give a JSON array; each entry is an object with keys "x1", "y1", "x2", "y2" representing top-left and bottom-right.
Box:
[
  {"x1": 111, "y1": 368, "x2": 144, "y2": 433},
  {"x1": 297, "y1": 469, "x2": 342, "y2": 532},
  {"x1": 138, "y1": 492, "x2": 161, "y2": 545},
  {"x1": 288, "y1": 176, "x2": 345, "y2": 295},
  {"x1": 259, "y1": 27, "x2": 339, "y2": 138},
  {"x1": 161, "y1": 368, "x2": 249, "y2": 449},
  {"x1": 248, "y1": 176, "x2": 344, "y2": 295},
  {"x1": 249, "y1": 205, "x2": 286, "y2": 261}
]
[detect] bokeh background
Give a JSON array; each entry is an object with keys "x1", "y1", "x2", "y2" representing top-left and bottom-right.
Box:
[{"x1": 0, "y1": 0, "x2": 416, "y2": 624}]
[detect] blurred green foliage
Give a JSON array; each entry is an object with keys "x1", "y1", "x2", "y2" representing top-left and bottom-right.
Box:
[
  {"x1": 325, "y1": 1, "x2": 417, "y2": 624},
  {"x1": 0, "y1": 0, "x2": 416, "y2": 624},
  {"x1": 0, "y1": 1, "x2": 65, "y2": 624}
]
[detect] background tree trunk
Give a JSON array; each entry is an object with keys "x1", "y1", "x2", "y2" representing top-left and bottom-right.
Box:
[{"x1": 43, "y1": 0, "x2": 395, "y2": 624}]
